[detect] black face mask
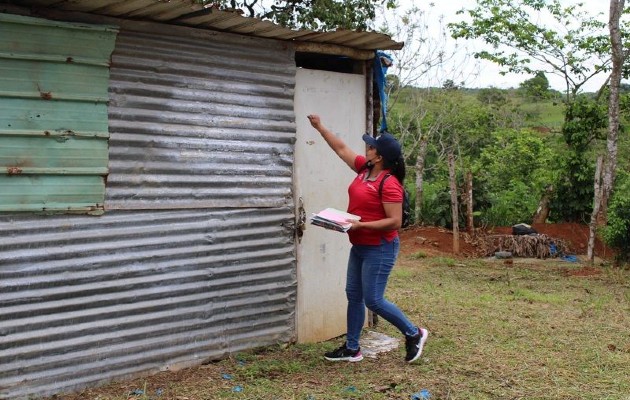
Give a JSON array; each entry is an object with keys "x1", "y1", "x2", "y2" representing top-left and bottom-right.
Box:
[{"x1": 364, "y1": 158, "x2": 377, "y2": 170}]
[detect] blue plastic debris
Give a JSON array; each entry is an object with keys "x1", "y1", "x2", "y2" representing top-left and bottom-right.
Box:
[
  {"x1": 345, "y1": 386, "x2": 357, "y2": 392},
  {"x1": 550, "y1": 243, "x2": 557, "y2": 256},
  {"x1": 411, "y1": 389, "x2": 431, "y2": 399},
  {"x1": 232, "y1": 385, "x2": 243, "y2": 392},
  {"x1": 129, "y1": 389, "x2": 144, "y2": 396},
  {"x1": 561, "y1": 255, "x2": 578, "y2": 262},
  {"x1": 222, "y1": 373, "x2": 233, "y2": 380}
]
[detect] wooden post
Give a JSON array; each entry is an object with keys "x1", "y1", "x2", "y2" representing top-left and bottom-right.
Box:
[
  {"x1": 465, "y1": 171, "x2": 474, "y2": 233},
  {"x1": 532, "y1": 185, "x2": 554, "y2": 224},
  {"x1": 448, "y1": 150, "x2": 460, "y2": 254},
  {"x1": 588, "y1": 155, "x2": 604, "y2": 264},
  {"x1": 366, "y1": 60, "x2": 374, "y2": 137},
  {"x1": 414, "y1": 137, "x2": 428, "y2": 223}
]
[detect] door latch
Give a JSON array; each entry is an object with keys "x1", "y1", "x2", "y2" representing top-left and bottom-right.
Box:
[{"x1": 296, "y1": 197, "x2": 306, "y2": 242}]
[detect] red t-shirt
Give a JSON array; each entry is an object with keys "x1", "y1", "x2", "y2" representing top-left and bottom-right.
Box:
[{"x1": 347, "y1": 155, "x2": 403, "y2": 245}]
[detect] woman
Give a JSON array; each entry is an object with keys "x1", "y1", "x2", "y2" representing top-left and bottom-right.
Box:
[{"x1": 307, "y1": 114, "x2": 428, "y2": 363}]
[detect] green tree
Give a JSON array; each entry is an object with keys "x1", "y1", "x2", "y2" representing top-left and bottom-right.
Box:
[
  {"x1": 415, "y1": 90, "x2": 498, "y2": 230},
  {"x1": 386, "y1": 73, "x2": 401, "y2": 92},
  {"x1": 449, "y1": 0, "x2": 615, "y2": 102},
  {"x1": 442, "y1": 79, "x2": 460, "y2": 91},
  {"x1": 519, "y1": 71, "x2": 550, "y2": 99},
  {"x1": 477, "y1": 87, "x2": 508, "y2": 106},
  {"x1": 602, "y1": 171, "x2": 630, "y2": 264},
  {"x1": 450, "y1": 0, "x2": 627, "y2": 223},
  {"x1": 588, "y1": 0, "x2": 627, "y2": 263},
  {"x1": 550, "y1": 96, "x2": 608, "y2": 222},
  {"x1": 197, "y1": 0, "x2": 395, "y2": 30},
  {"x1": 473, "y1": 128, "x2": 555, "y2": 226},
  {"x1": 476, "y1": 88, "x2": 526, "y2": 129}
]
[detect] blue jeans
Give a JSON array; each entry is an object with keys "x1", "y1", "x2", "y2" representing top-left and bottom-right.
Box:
[{"x1": 345, "y1": 237, "x2": 419, "y2": 350}]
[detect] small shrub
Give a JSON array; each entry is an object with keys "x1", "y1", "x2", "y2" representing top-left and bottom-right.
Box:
[
  {"x1": 409, "y1": 251, "x2": 428, "y2": 259},
  {"x1": 429, "y1": 256, "x2": 457, "y2": 267}
]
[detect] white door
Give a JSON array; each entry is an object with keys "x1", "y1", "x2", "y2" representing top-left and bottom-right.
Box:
[{"x1": 293, "y1": 68, "x2": 366, "y2": 343}]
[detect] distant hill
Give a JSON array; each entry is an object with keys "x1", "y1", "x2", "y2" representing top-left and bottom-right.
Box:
[{"x1": 390, "y1": 86, "x2": 566, "y2": 130}]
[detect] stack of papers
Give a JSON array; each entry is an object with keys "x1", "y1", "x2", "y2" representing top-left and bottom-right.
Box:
[{"x1": 310, "y1": 208, "x2": 361, "y2": 232}]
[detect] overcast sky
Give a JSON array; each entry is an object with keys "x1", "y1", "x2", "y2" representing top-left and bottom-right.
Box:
[{"x1": 383, "y1": 0, "x2": 613, "y2": 92}]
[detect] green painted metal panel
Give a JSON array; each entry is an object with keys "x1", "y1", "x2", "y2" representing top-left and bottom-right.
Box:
[
  {"x1": 0, "y1": 13, "x2": 118, "y2": 61},
  {"x1": 0, "y1": 59, "x2": 111, "y2": 102},
  {"x1": 0, "y1": 135, "x2": 108, "y2": 171},
  {"x1": 0, "y1": 176, "x2": 105, "y2": 212},
  {"x1": 1, "y1": 98, "x2": 109, "y2": 133},
  {"x1": 0, "y1": 13, "x2": 118, "y2": 214}
]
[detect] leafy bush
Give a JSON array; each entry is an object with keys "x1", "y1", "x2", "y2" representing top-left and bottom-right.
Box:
[
  {"x1": 418, "y1": 180, "x2": 452, "y2": 227},
  {"x1": 479, "y1": 181, "x2": 540, "y2": 227},
  {"x1": 548, "y1": 151, "x2": 595, "y2": 222},
  {"x1": 602, "y1": 172, "x2": 630, "y2": 264},
  {"x1": 472, "y1": 128, "x2": 555, "y2": 226}
]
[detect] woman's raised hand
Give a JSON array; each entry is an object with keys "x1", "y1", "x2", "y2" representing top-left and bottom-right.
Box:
[{"x1": 307, "y1": 114, "x2": 322, "y2": 129}]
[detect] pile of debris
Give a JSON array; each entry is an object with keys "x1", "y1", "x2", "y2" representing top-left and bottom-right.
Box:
[
  {"x1": 480, "y1": 233, "x2": 571, "y2": 258},
  {"x1": 475, "y1": 223, "x2": 571, "y2": 259}
]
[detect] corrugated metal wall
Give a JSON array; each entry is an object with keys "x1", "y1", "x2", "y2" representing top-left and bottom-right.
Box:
[
  {"x1": 0, "y1": 23, "x2": 298, "y2": 400},
  {"x1": 107, "y1": 29, "x2": 296, "y2": 210}
]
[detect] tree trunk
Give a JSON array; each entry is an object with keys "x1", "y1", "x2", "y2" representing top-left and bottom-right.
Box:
[
  {"x1": 598, "y1": 0, "x2": 625, "y2": 225},
  {"x1": 414, "y1": 136, "x2": 429, "y2": 224},
  {"x1": 464, "y1": 171, "x2": 474, "y2": 232},
  {"x1": 532, "y1": 185, "x2": 554, "y2": 224},
  {"x1": 448, "y1": 150, "x2": 460, "y2": 254},
  {"x1": 588, "y1": 156, "x2": 604, "y2": 264}
]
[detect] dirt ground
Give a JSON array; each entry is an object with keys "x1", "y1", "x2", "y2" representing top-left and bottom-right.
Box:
[{"x1": 399, "y1": 223, "x2": 615, "y2": 259}]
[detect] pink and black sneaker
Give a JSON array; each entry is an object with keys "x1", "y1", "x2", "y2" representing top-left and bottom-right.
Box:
[{"x1": 324, "y1": 343, "x2": 364, "y2": 362}]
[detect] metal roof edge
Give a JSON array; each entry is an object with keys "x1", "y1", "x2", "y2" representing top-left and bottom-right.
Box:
[{"x1": 2, "y1": 0, "x2": 403, "y2": 53}]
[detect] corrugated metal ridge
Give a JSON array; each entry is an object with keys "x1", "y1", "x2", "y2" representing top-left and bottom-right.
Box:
[{"x1": 13, "y1": 0, "x2": 404, "y2": 50}]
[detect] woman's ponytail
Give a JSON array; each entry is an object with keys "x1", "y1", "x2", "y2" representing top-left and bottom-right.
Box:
[{"x1": 383, "y1": 155, "x2": 406, "y2": 184}]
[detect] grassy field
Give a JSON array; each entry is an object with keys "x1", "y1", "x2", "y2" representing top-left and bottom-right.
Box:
[
  {"x1": 57, "y1": 257, "x2": 629, "y2": 400},
  {"x1": 519, "y1": 99, "x2": 565, "y2": 129},
  {"x1": 392, "y1": 87, "x2": 568, "y2": 131}
]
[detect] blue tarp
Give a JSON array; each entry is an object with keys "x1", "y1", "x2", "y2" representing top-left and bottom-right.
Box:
[{"x1": 374, "y1": 50, "x2": 393, "y2": 132}]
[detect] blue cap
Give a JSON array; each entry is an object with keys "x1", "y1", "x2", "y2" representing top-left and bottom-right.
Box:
[{"x1": 362, "y1": 132, "x2": 402, "y2": 162}]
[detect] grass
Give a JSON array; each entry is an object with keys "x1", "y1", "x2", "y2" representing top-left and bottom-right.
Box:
[
  {"x1": 519, "y1": 99, "x2": 565, "y2": 129},
  {"x1": 54, "y1": 258, "x2": 630, "y2": 400}
]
